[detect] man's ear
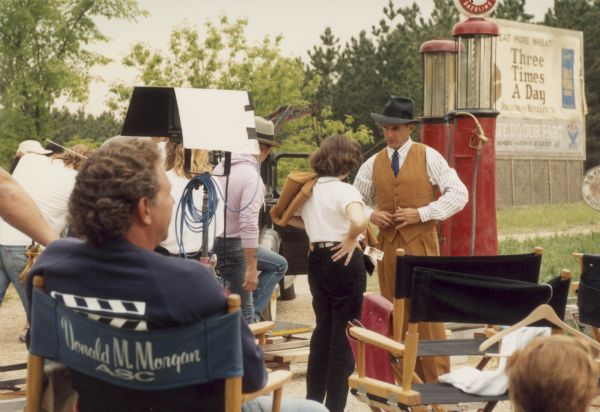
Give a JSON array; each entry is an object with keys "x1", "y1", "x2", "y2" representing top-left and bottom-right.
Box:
[{"x1": 134, "y1": 197, "x2": 152, "y2": 225}]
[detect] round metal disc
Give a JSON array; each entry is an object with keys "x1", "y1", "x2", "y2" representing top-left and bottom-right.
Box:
[{"x1": 582, "y1": 166, "x2": 600, "y2": 211}]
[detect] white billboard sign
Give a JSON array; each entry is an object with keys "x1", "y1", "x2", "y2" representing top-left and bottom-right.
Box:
[{"x1": 494, "y1": 18, "x2": 586, "y2": 159}]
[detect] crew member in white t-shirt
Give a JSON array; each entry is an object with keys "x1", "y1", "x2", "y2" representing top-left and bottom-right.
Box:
[
  {"x1": 0, "y1": 145, "x2": 90, "y2": 320},
  {"x1": 287, "y1": 134, "x2": 367, "y2": 412}
]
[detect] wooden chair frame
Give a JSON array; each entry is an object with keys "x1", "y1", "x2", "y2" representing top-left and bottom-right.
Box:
[{"x1": 26, "y1": 276, "x2": 291, "y2": 412}]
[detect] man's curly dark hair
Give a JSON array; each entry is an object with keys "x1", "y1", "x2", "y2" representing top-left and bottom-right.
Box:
[{"x1": 68, "y1": 140, "x2": 161, "y2": 245}]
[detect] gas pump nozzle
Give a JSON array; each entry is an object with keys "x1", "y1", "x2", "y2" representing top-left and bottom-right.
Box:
[{"x1": 454, "y1": 111, "x2": 488, "y2": 149}]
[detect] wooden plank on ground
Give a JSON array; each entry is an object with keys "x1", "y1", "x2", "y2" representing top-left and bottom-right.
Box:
[
  {"x1": 265, "y1": 348, "x2": 310, "y2": 363},
  {"x1": 271, "y1": 321, "x2": 313, "y2": 337},
  {"x1": 263, "y1": 340, "x2": 310, "y2": 353}
]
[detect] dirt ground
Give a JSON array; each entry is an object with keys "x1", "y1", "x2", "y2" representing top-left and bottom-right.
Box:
[
  {"x1": 3, "y1": 277, "x2": 599, "y2": 411},
  {"x1": 0, "y1": 276, "x2": 511, "y2": 411}
]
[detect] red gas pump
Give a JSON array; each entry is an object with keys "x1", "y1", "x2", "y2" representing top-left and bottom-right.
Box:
[
  {"x1": 420, "y1": 39, "x2": 459, "y2": 255},
  {"x1": 449, "y1": 17, "x2": 499, "y2": 256}
]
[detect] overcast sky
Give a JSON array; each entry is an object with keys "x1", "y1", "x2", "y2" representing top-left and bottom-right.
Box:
[{"x1": 81, "y1": 0, "x2": 554, "y2": 115}]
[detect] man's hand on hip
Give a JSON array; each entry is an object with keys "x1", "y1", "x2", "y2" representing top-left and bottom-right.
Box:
[
  {"x1": 394, "y1": 207, "x2": 421, "y2": 229},
  {"x1": 370, "y1": 210, "x2": 394, "y2": 229}
]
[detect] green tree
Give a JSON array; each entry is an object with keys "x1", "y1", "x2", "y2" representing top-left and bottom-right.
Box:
[
  {"x1": 493, "y1": 0, "x2": 534, "y2": 21},
  {"x1": 307, "y1": 27, "x2": 341, "y2": 108},
  {"x1": 275, "y1": 107, "x2": 373, "y2": 181},
  {"x1": 308, "y1": 0, "x2": 458, "y2": 144},
  {"x1": 49, "y1": 108, "x2": 121, "y2": 146},
  {"x1": 109, "y1": 17, "x2": 318, "y2": 117},
  {"x1": 108, "y1": 16, "x2": 376, "y2": 162},
  {"x1": 0, "y1": 0, "x2": 146, "y2": 165}
]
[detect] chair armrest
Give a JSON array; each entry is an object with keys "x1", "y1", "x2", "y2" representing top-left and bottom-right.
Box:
[
  {"x1": 249, "y1": 321, "x2": 275, "y2": 336},
  {"x1": 243, "y1": 370, "x2": 292, "y2": 402},
  {"x1": 349, "y1": 326, "x2": 405, "y2": 355}
]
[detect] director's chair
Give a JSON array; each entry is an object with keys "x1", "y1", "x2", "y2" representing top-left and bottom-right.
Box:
[
  {"x1": 348, "y1": 267, "x2": 564, "y2": 411},
  {"x1": 349, "y1": 248, "x2": 545, "y2": 389},
  {"x1": 26, "y1": 276, "x2": 291, "y2": 412}
]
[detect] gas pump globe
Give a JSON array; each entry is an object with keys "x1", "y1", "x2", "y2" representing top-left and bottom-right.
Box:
[
  {"x1": 420, "y1": 40, "x2": 459, "y2": 255},
  {"x1": 455, "y1": 18, "x2": 498, "y2": 110},
  {"x1": 449, "y1": 17, "x2": 500, "y2": 256},
  {"x1": 421, "y1": 40, "x2": 458, "y2": 120}
]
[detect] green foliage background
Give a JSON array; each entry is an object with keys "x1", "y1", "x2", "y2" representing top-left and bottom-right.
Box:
[{"x1": 1, "y1": 0, "x2": 599, "y2": 169}]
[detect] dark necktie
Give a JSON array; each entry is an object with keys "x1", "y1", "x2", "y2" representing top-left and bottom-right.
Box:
[{"x1": 391, "y1": 150, "x2": 399, "y2": 177}]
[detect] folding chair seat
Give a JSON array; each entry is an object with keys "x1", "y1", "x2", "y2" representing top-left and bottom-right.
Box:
[
  {"x1": 349, "y1": 267, "x2": 557, "y2": 411},
  {"x1": 26, "y1": 276, "x2": 291, "y2": 412}
]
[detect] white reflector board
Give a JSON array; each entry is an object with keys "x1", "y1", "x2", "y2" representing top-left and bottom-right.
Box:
[{"x1": 175, "y1": 88, "x2": 259, "y2": 154}]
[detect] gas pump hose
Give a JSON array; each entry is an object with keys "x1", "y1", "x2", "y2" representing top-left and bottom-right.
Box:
[{"x1": 453, "y1": 112, "x2": 488, "y2": 256}]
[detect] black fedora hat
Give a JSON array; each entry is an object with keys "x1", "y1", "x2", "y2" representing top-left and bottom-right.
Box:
[{"x1": 371, "y1": 96, "x2": 419, "y2": 124}]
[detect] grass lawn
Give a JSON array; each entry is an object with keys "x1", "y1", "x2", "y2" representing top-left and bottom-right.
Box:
[
  {"x1": 497, "y1": 201, "x2": 600, "y2": 236},
  {"x1": 498, "y1": 201, "x2": 600, "y2": 282}
]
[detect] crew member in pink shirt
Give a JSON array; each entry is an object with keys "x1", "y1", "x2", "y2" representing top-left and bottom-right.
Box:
[{"x1": 212, "y1": 117, "x2": 288, "y2": 323}]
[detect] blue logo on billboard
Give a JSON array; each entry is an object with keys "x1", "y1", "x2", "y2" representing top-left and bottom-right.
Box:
[
  {"x1": 567, "y1": 123, "x2": 579, "y2": 149},
  {"x1": 562, "y1": 48, "x2": 575, "y2": 109}
]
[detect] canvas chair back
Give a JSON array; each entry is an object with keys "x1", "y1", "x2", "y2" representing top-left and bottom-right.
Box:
[
  {"x1": 392, "y1": 249, "x2": 543, "y2": 340},
  {"x1": 407, "y1": 268, "x2": 552, "y2": 325},
  {"x1": 395, "y1": 250, "x2": 543, "y2": 300},
  {"x1": 26, "y1": 276, "x2": 245, "y2": 412},
  {"x1": 577, "y1": 254, "x2": 600, "y2": 333}
]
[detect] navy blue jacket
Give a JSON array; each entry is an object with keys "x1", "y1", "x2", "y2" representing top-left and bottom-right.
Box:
[{"x1": 27, "y1": 238, "x2": 267, "y2": 412}]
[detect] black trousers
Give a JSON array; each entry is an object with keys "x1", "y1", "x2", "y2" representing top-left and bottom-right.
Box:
[{"x1": 306, "y1": 247, "x2": 366, "y2": 412}]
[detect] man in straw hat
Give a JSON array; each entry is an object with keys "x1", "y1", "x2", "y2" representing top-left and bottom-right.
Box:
[
  {"x1": 353, "y1": 96, "x2": 468, "y2": 382},
  {"x1": 212, "y1": 116, "x2": 288, "y2": 323}
]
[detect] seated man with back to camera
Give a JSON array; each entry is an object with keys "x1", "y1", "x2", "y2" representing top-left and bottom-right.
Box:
[
  {"x1": 506, "y1": 335, "x2": 599, "y2": 412},
  {"x1": 26, "y1": 140, "x2": 326, "y2": 412}
]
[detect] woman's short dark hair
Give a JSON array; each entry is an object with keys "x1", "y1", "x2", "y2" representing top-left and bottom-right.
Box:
[
  {"x1": 68, "y1": 140, "x2": 161, "y2": 245},
  {"x1": 309, "y1": 134, "x2": 363, "y2": 177}
]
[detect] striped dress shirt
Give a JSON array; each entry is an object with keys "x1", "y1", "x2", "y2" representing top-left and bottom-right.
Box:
[{"x1": 353, "y1": 139, "x2": 468, "y2": 222}]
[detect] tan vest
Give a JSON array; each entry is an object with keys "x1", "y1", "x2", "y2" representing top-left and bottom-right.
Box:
[{"x1": 373, "y1": 143, "x2": 436, "y2": 243}]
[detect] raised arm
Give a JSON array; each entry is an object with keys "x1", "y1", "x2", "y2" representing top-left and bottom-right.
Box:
[{"x1": 0, "y1": 167, "x2": 57, "y2": 245}]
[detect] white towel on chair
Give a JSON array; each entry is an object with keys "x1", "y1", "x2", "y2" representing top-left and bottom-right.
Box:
[{"x1": 438, "y1": 326, "x2": 550, "y2": 396}]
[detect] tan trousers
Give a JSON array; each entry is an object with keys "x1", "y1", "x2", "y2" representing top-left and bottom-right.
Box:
[{"x1": 377, "y1": 229, "x2": 450, "y2": 383}]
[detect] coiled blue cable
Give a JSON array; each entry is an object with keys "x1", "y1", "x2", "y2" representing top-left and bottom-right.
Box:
[
  {"x1": 175, "y1": 166, "x2": 261, "y2": 257},
  {"x1": 175, "y1": 173, "x2": 220, "y2": 257}
]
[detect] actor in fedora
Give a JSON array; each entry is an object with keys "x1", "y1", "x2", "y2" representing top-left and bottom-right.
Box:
[
  {"x1": 353, "y1": 96, "x2": 468, "y2": 382},
  {"x1": 212, "y1": 116, "x2": 288, "y2": 324}
]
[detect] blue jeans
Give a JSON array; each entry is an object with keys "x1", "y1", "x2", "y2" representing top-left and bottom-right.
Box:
[
  {"x1": 243, "y1": 395, "x2": 328, "y2": 412},
  {"x1": 254, "y1": 246, "x2": 287, "y2": 321},
  {"x1": 213, "y1": 239, "x2": 288, "y2": 323},
  {"x1": 0, "y1": 245, "x2": 28, "y2": 312},
  {"x1": 213, "y1": 238, "x2": 253, "y2": 321}
]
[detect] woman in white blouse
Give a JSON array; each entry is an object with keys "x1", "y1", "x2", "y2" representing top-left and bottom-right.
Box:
[{"x1": 289, "y1": 134, "x2": 367, "y2": 412}]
